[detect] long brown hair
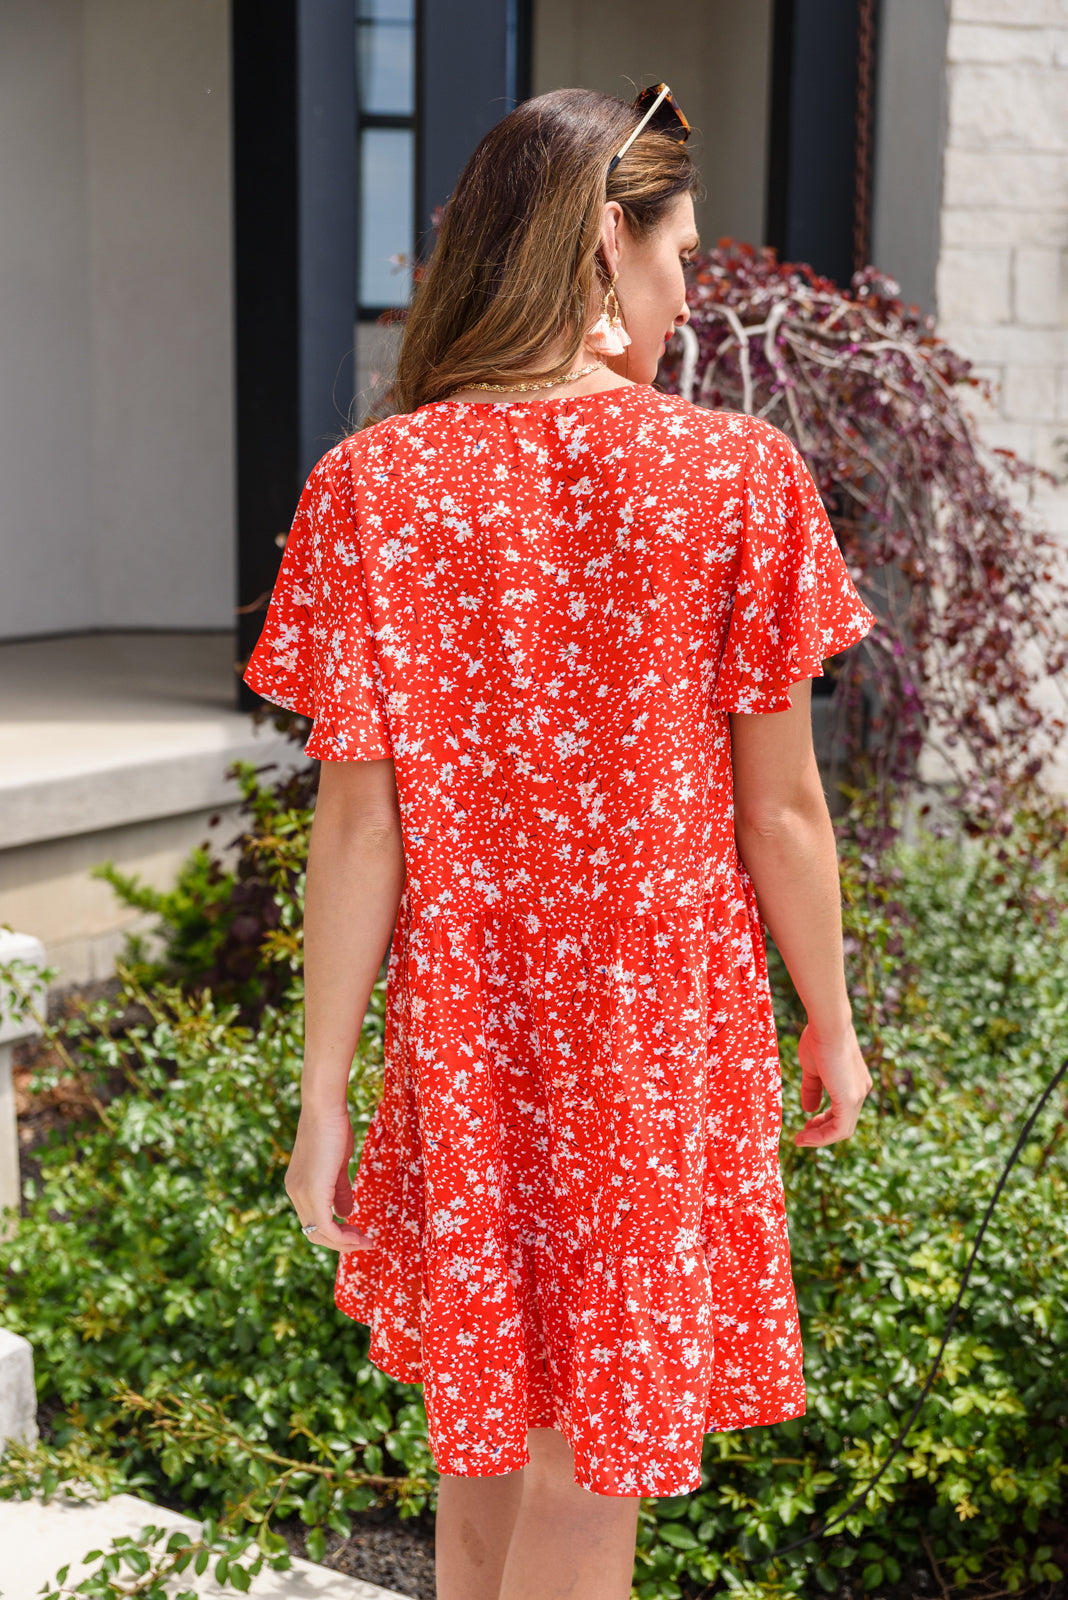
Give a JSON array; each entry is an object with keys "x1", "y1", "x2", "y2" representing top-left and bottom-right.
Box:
[{"x1": 382, "y1": 87, "x2": 701, "y2": 418}]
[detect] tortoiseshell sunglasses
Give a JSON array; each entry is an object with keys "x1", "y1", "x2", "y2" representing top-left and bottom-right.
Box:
[{"x1": 607, "y1": 83, "x2": 691, "y2": 176}]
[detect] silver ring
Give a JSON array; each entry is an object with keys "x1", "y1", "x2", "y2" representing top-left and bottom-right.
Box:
[{"x1": 301, "y1": 1222, "x2": 318, "y2": 1237}]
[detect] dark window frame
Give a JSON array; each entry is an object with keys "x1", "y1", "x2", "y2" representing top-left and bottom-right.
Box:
[{"x1": 356, "y1": 0, "x2": 419, "y2": 323}]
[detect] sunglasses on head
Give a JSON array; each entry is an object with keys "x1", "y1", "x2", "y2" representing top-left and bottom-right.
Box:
[{"x1": 607, "y1": 83, "x2": 691, "y2": 176}]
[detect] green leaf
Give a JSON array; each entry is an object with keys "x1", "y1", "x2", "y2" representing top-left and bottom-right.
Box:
[
  {"x1": 658, "y1": 1523, "x2": 699, "y2": 1551},
  {"x1": 305, "y1": 1527, "x2": 327, "y2": 1564},
  {"x1": 327, "y1": 1507, "x2": 351, "y2": 1539}
]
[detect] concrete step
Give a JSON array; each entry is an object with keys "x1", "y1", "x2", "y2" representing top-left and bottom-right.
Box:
[
  {"x1": 0, "y1": 630, "x2": 312, "y2": 987},
  {"x1": 0, "y1": 1487, "x2": 417, "y2": 1600},
  {"x1": 0, "y1": 1333, "x2": 37, "y2": 1452}
]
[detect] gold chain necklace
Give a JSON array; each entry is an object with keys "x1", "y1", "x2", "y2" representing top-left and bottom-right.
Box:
[{"x1": 447, "y1": 360, "x2": 606, "y2": 396}]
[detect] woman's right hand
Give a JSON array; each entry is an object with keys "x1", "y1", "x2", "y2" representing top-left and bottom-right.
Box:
[
  {"x1": 793, "y1": 1020, "x2": 873, "y2": 1147},
  {"x1": 284, "y1": 1103, "x2": 375, "y2": 1252}
]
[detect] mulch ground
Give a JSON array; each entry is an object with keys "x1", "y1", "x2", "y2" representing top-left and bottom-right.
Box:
[{"x1": 276, "y1": 1505, "x2": 437, "y2": 1599}]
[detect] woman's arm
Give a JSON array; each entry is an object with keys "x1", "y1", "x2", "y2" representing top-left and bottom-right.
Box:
[
  {"x1": 730, "y1": 680, "x2": 872, "y2": 1147},
  {"x1": 284, "y1": 757, "x2": 407, "y2": 1251}
]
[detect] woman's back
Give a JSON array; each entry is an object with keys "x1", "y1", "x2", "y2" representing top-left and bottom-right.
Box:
[{"x1": 246, "y1": 382, "x2": 869, "y2": 928}]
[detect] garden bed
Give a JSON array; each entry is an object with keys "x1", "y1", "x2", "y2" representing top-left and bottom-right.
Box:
[{"x1": 4, "y1": 769, "x2": 1067, "y2": 1600}]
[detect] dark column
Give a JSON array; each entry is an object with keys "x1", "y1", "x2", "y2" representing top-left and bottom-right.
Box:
[
  {"x1": 415, "y1": 0, "x2": 532, "y2": 262},
  {"x1": 297, "y1": 3, "x2": 358, "y2": 482},
  {"x1": 766, "y1": 0, "x2": 879, "y2": 746},
  {"x1": 766, "y1": 0, "x2": 876, "y2": 289},
  {"x1": 232, "y1": 0, "x2": 357, "y2": 710},
  {"x1": 232, "y1": 0, "x2": 298, "y2": 708}
]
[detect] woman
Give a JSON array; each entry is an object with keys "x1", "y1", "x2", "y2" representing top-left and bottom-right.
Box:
[{"x1": 244, "y1": 84, "x2": 875, "y2": 1600}]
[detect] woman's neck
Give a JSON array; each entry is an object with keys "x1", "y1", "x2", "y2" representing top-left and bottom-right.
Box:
[{"x1": 441, "y1": 343, "x2": 638, "y2": 405}]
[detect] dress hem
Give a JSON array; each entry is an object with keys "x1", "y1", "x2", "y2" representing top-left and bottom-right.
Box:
[{"x1": 336, "y1": 1296, "x2": 807, "y2": 1497}]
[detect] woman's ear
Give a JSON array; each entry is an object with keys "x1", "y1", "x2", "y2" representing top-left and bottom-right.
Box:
[{"x1": 599, "y1": 200, "x2": 625, "y2": 275}]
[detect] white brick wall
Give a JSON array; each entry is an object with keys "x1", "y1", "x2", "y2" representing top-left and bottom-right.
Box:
[
  {"x1": 1015, "y1": 248, "x2": 1068, "y2": 325},
  {"x1": 935, "y1": 0, "x2": 1068, "y2": 786},
  {"x1": 938, "y1": 1, "x2": 1068, "y2": 517},
  {"x1": 952, "y1": 0, "x2": 1068, "y2": 28}
]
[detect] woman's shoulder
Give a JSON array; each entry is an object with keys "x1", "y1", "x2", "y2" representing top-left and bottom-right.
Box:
[
  {"x1": 647, "y1": 392, "x2": 799, "y2": 456},
  {"x1": 660, "y1": 400, "x2": 813, "y2": 491},
  {"x1": 301, "y1": 409, "x2": 430, "y2": 491},
  {"x1": 638, "y1": 389, "x2": 747, "y2": 447}
]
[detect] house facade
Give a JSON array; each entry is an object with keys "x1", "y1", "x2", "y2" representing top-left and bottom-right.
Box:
[{"x1": 0, "y1": 0, "x2": 1065, "y2": 981}]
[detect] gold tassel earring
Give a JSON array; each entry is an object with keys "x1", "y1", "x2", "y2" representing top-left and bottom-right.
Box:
[{"x1": 586, "y1": 270, "x2": 632, "y2": 356}]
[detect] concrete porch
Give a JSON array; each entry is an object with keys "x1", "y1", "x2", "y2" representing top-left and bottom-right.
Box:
[{"x1": 0, "y1": 631, "x2": 311, "y2": 989}]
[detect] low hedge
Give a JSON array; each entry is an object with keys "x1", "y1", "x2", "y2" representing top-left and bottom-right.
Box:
[{"x1": 2, "y1": 779, "x2": 1066, "y2": 1600}]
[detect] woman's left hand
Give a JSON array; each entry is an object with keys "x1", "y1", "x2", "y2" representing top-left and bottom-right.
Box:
[{"x1": 284, "y1": 1103, "x2": 375, "y2": 1252}]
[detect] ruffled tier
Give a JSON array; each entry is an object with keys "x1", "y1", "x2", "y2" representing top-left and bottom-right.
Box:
[{"x1": 334, "y1": 874, "x2": 806, "y2": 1496}]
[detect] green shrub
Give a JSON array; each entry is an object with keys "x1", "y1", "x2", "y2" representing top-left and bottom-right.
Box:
[
  {"x1": 634, "y1": 815, "x2": 1068, "y2": 1598},
  {"x1": 90, "y1": 758, "x2": 318, "y2": 1022},
  {"x1": 0, "y1": 964, "x2": 432, "y2": 1595},
  {"x1": 2, "y1": 803, "x2": 1067, "y2": 1600}
]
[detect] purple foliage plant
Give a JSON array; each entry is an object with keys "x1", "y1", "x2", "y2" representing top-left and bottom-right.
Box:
[{"x1": 658, "y1": 241, "x2": 1068, "y2": 855}]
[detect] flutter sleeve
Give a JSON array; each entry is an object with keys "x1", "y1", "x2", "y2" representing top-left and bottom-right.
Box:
[
  {"x1": 712, "y1": 416, "x2": 877, "y2": 714},
  {"x1": 242, "y1": 441, "x2": 394, "y2": 761}
]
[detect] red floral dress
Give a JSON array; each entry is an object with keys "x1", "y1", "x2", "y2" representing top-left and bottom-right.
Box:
[{"x1": 243, "y1": 383, "x2": 876, "y2": 1497}]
